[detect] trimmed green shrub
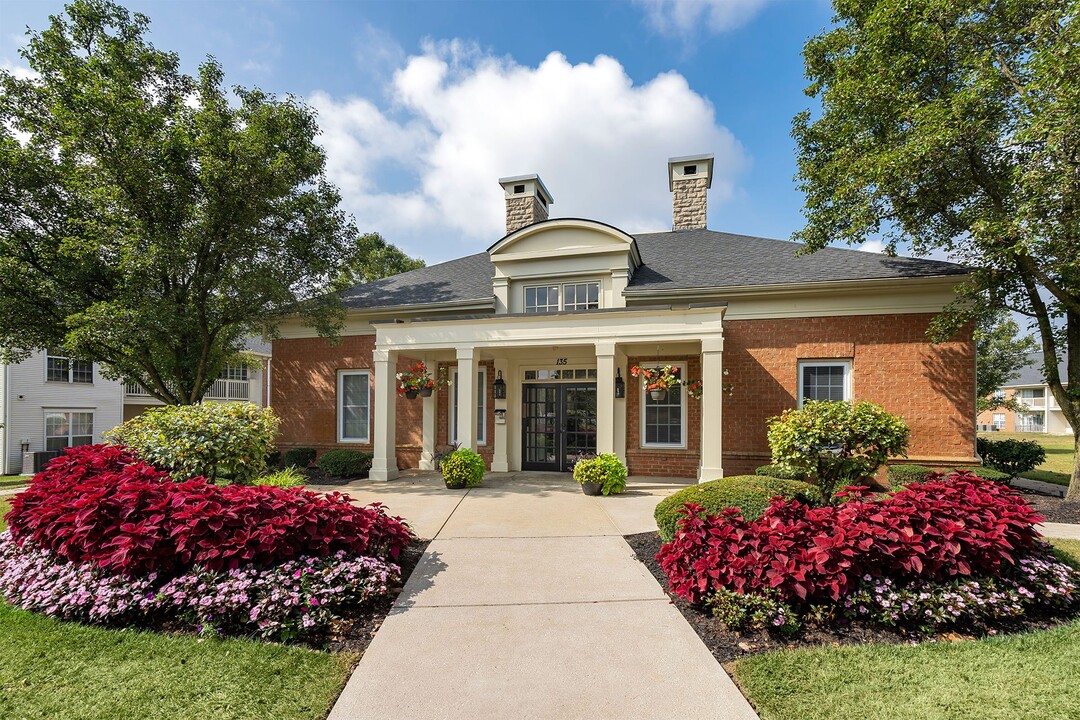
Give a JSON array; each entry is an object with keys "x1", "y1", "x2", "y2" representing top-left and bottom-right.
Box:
[
  {"x1": 258, "y1": 466, "x2": 306, "y2": 488},
  {"x1": 105, "y1": 403, "x2": 279, "y2": 485},
  {"x1": 573, "y1": 453, "x2": 628, "y2": 495},
  {"x1": 767, "y1": 400, "x2": 910, "y2": 503},
  {"x1": 283, "y1": 447, "x2": 316, "y2": 468},
  {"x1": 976, "y1": 437, "x2": 1045, "y2": 476},
  {"x1": 317, "y1": 450, "x2": 372, "y2": 478},
  {"x1": 887, "y1": 464, "x2": 934, "y2": 488},
  {"x1": 957, "y1": 466, "x2": 1012, "y2": 483},
  {"x1": 755, "y1": 463, "x2": 808, "y2": 481},
  {"x1": 441, "y1": 448, "x2": 485, "y2": 488},
  {"x1": 654, "y1": 476, "x2": 817, "y2": 542}
]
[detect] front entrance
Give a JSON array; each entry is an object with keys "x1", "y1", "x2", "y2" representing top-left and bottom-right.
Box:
[{"x1": 522, "y1": 383, "x2": 597, "y2": 471}]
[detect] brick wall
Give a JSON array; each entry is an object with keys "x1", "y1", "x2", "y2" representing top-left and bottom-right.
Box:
[
  {"x1": 717, "y1": 313, "x2": 977, "y2": 476},
  {"x1": 625, "y1": 355, "x2": 702, "y2": 477},
  {"x1": 271, "y1": 335, "x2": 423, "y2": 468}
]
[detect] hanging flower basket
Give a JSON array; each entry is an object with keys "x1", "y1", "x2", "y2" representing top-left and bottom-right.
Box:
[
  {"x1": 631, "y1": 364, "x2": 684, "y2": 403},
  {"x1": 396, "y1": 362, "x2": 449, "y2": 399}
]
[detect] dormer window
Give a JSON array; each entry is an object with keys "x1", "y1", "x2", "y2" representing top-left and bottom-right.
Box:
[{"x1": 524, "y1": 282, "x2": 600, "y2": 313}]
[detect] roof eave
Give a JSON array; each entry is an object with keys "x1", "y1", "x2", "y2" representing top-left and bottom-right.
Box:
[{"x1": 622, "y1": 273, "x2": 970, "y2": 300}]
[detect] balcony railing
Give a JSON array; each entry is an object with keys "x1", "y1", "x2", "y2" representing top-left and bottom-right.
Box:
[{"x1": 125, "y1": 379, "x2": 249, "y2": 401}]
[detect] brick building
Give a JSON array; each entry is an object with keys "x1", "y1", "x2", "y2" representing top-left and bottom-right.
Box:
[{"x1": 272, "y1": 154, "x2": 977, "y2": 480}]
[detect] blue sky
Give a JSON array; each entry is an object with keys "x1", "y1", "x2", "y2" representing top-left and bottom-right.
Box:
[{"x1": 1, "y1": 0, "x2": 855, "y2": 263}]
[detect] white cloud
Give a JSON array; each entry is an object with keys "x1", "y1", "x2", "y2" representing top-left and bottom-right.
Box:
[
  {"x1": 855, "y1": 239, "x2": 886, "y2": 254},
  {"x1": 634, "y1": 0, "x2": 770, "y2": 37},
  {"x1": 2, "y1": 59, "x2": 37, "y2": 81},
  {"x1": 312, "y1": 46, "x2": 745, "y2": 260}
]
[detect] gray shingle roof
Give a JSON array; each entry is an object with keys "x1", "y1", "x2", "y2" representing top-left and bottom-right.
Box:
[
  {"x1": 627, "y1": 229, "x2": 968, "y2": 292},
  {"x1": 1009, "y1": 351, "x2": 1069, "y2": 387},
  {"x1": 340, "y1": 226, "x2": 968, "y2": 310}
]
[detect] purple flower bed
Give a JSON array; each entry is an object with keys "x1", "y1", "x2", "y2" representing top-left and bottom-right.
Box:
[
  {"x1": 708, "y1": 550, "x2": 1080, "y2": 634},
  {"x1": 0, "y1": 531, "x2": 399, "y2": 641}
]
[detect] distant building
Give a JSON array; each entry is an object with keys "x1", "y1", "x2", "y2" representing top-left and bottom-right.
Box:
[
  {"x1": 977, "y1": 352, "x2": 1072, "y2": 435},
  {"x1": 0, "y1": 339, "x2": 270, "y2": 475}
]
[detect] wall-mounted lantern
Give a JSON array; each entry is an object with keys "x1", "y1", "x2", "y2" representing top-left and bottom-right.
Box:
[
  {"x1": 614, "y1": 368, "x2": 625, "y2": 399},
  {"x1": 493, "y1": 370, "x2": 507, "y2": 399}
]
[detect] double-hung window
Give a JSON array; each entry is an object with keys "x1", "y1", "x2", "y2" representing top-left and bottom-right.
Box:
[
  {"x1": 524, "y1": 281, "x2": 600, "y2": 313},
  {"x1": 641, "y1": 363, "x2": 686, "y2": 448},
  {"x1": 798, "y1": 361, "x2": 852, "y2": 406},
  {"x1": 45, "y1": 411, "x2": 94, "y2": 452},
  {"x1": 450, "y1": 368, "x2": 486, "y2": 445},
  {"x1": 338, "y1": 371, "x2": 371, "y2": 443},
  {"x1": 46, "y1": 350, "x2": 93, "y2": 384}
]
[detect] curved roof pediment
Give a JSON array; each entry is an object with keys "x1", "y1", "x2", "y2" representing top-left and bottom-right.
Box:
[{"x1": 488, "y1": 218, "x2": 642, "y2": 266}]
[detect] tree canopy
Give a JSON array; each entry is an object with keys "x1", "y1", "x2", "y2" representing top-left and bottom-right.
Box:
[
  {"x1": 976, "y1": 309, "x2": 1038, "y2": 413},
  {"x1": 0, "y1": 0, "x2": 421, "y2": 404},
  {"x1": 793, "y1": 0, "x2": 1079, "y2": 497}
]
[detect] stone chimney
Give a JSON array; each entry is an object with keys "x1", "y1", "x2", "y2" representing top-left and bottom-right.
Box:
[
  {"x1": 668, "y1": 154, "x2": 714, "y2": 230},
  {"x1": 498, "y1": 174, "x2": 554, "y2": 234}
]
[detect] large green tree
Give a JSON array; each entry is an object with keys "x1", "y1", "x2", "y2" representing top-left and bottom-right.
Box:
[
  {"x1": 976, "y1": 308, "x2": 1038, "y2": 413},
  {"x1": 793, "y1": 0, "x2": 1080, "y2": 498},
  {"x1": 0, "y1": 0, "x2": 420, "y2": 404}
]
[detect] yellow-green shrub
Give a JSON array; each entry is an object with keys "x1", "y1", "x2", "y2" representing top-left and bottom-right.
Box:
[{"x1": 105, "y1": 403, "x2": 279, "y2": 485}]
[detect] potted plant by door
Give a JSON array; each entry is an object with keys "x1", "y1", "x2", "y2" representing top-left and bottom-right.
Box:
[
  {"x1": 630, "y1": 365, "x2": 682, "y2": 402},
  {"x1": 572, "y1": 453, "x2": 628, "y2": 496},
  {"x1": 441, "y1": 447, "x2": 485, "y2": 489}
]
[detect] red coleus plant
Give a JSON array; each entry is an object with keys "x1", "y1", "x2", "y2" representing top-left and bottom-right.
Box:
[
  {"x1": 5, "y1": 444, "x2": 413, "y2": 577},
  {"x1": 656, "y1": 471, "x2": 1044, "y2": 605}
]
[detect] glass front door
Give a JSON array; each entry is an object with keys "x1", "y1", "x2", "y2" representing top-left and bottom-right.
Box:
[{"x1": 522, "y1": 383, "x2": 597, "y2": 471}]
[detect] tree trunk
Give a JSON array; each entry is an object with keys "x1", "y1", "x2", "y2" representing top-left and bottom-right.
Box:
[{"x1": 1067, "y1": 432, "x2": 1080, "y2": 502}]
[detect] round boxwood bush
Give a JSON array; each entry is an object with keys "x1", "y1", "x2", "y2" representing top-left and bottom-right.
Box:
[
  {"x1": 754, "y1": 463, "x2": 807, "y2": 481},
  {"x1": 318, "y1": 450, "x2": 372, "y2": 478},
  {"x1": 957, "y1": 466, "x2": 1012, "y2": 483},
  {"x1": 573, "y1": 453, "x2": 628, "y2": 495},
  {"x1": 655, "y1": 476, "x2": 818, "y2": 542},
  {"x1": 441, "y1": 448, "x2": 485, "y2": 488},
  {"x1": 886, "y1": 464, "x2": 934, "y2": 488},
  {"x1": 283, "y1": 447, "x2": 316, "y2": 468}
]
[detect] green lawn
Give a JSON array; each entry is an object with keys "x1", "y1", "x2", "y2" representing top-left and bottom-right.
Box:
[
  {"x1": 0, "y1": 497, "x2": 355, "y2": 720},
  {"x1": 0, "y1": 475, "x2": 32, "y2": 491},
  {"x1": 0, "y1": 497, "x2": 10, "y2": 531},
  {"x1": 734, "y1": 539, "x2": 1080, "y2": 720},
  {"x1": 979, "y1": 432, "x2": 1075, "y2": 486}
]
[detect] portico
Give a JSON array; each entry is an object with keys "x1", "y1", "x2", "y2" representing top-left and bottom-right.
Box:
[{"x1": 368, "y1": 304, "x2": 725, "y2": 482}]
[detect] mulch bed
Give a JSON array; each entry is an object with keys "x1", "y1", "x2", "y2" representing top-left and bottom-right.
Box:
[
  {"x1": 625, "y1": 530, "x2": 1073, "y2": 665},
  {"x1": 322, "y1": 539, "x2": 429, "y2": 656},
  {"x1": 1018, "y1": 489, "x2": 1080, "y2": 525}
]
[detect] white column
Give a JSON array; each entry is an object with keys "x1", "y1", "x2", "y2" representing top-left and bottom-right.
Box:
[
  {"x1": 371, "y1": 348, "x2": 399, "y2": 482},
  {"x1": 596, "y1": 341, "x2": 616, "y2": 455},
  {"x1": 614, "y1": 348, "x2": 628, "y2": 460},
  {"x1": 456, "y1": 346, "x2": 477, "y2": 451},
  {"x1": 492, "y1": 357, "x2": 510, "y2": 472},
  {"x1": 419, "y1": 356, "x2": 437, "y2": 471},
  {"x1": 698, "y1": 335, "x2": 724, "y2": 482}
]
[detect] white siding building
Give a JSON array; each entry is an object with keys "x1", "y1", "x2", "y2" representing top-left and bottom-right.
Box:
[
  {"x1": 2, "y1": 341, "x2": 271, "y2": 476},
  {"x1": 0, "y1": 350, "x2": 125, "y2": 474}
]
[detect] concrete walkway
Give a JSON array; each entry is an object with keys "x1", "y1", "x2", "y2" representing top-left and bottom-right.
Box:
[{"x1": 322, "y1": 472, "x2": 759, "y2": 720}]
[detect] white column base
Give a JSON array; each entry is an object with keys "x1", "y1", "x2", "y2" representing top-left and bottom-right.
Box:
[
  {"x1": 369, "y1": 466, "x2": 399, "y2": 482},
  {"x1": 490, "y1": 460, "x2": 510, "y2": 473},
  {"x1": 697, "y1": 466, "x2": 723, "y2": 483}
]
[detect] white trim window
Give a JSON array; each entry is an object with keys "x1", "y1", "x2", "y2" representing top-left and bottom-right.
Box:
[
  {"x1": 523, "y1": 281, "x2": 600, "y2": 313},
  {"x1": 45, "y1": 411, "x2": 94, "y2": 452},
  {"x1": 640, "y1": 362, "x2": 687, "y2": 449},
  {"x1": 220, "y1": 364, "x2": 249, "y2": 381},
  {"x1": 992, "y1": 413, "x2": 1006, "y2": 430},
  {"x1": 798, "y1": 360, "x2": 852, "y2": 406},
  {"x1": 337, "y1": 370, "x2": 371, "y2": 443},
  {"x1": 450, "y1": 368, "x2": 487, "y2": 445},
  {"x1": 46, "y1": 350, "x2": 93, "y2": 384}
]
